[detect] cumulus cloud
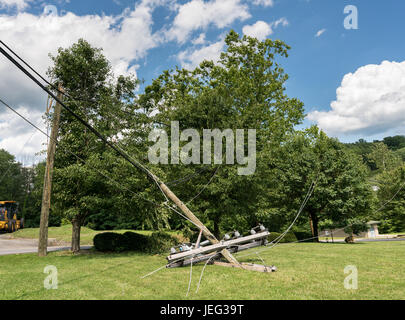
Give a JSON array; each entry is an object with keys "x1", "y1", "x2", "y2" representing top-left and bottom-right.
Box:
[
  {"x1": 0, "y1": 1, "x2": 162, "y2": 109},
  {"x1": 0, "y1": 0, "x2": 164, "y2": 161},
  {"x1": 0, "y1": 0, "x2": 32, "y2": 11},
  {"x1": 168, "y1": 0, "x2": 250, "y2": 43},
  {"x1": 308, "y1": 60, "x2": 405, "y2": 137},
  {"x1": 242, "y1": 21, "x2": 272, "y2": 41},
  {"x1": 178, "y1": 38, "x2": 225, "y2": 69},
  {"x1": 0, "y1": 105, "x2": 46, "y2": 165},
  {"x1": 242, "y1": 18, "x2": 288, "y2": 41}
]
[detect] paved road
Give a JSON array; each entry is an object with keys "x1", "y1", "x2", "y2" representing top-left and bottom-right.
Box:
[
  {"x1": 0, "y1": 236, "x2": 92, "y2": 256},
  {"x1": 356, "y1": 238, "x2": 405, "y2": 242},
  {"x1": 321, "y1": 238, "x2": 405, "y2": 243}
]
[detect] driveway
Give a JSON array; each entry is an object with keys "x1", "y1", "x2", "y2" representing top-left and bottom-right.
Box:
[{"x1": 0, "y1": 234, "x2": 92, "y2": 256}]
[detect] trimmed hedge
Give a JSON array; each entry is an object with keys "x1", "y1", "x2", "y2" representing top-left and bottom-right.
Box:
[
  {"x1": 93, "y1": 232, "x2": 127, "y2": 253},
  {"x1": 148, "y1": 231, "x2": 179, "y2": 254},
  {"x1": 123, "y1": 232, "x2": 149, "y2": 251},
  {"x1": 267, "y1": 231, "x2": 297, "y2": 244},
  {"x1": 93, "y1": 231, "x2": 179, "y2": 254}
]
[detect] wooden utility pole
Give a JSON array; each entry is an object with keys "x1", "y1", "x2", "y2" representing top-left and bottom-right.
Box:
[
  {"x1": 38, "y1": 85, "x2": 63, "y2": 257},
  {"x1": 159, "y1": 182, "x2": 240, "y2": 265}
]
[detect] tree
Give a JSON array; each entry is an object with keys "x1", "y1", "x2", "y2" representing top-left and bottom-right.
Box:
[
  {"x1": 271, "y1": 128, "x2": 374, "y2": 241},
  {"x1": 0, "y1": 149, "x2": 26, "y2": 202},
  {"x1": 48, "y1": 39, "x2": 140, "y2": 252},
  {"x1": 135, "y1": 30, "x2": 304, "y2": 237},
  {"x1": 376, "y1": 165, "x2": 405, "y2": 233},
  {"x1": 383, "y1": 135, "x2": 405, "y2": 151},
  {"x1": 367, "y1": 142, "x2": 401, "y2": 173}
]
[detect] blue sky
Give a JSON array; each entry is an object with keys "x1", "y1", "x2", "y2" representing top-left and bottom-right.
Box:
[{"x1": 1, "y1": 0, "x2": 405, "y2": 162}]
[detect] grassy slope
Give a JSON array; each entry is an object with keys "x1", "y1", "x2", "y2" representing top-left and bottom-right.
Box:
[{"x1": 0, "y1": 241, "x2": 404, "y2": 300}]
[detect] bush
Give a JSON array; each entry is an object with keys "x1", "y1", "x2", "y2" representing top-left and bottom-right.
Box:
[
  {"x1": 93, "y1": 231, "x2": 179, "y2": 254},
  {"x1": 267, "y1": 231, "x2": 297, "y2": 244},
  {"x1": 148, "y1": 231, "x2": 179, "y2": 254},
  {"x1": 122, "y1": 232, "x2": 149, "y2": 251},
  {"x1": 93, "y1": 232, "x2": 126, "y2": 252}
]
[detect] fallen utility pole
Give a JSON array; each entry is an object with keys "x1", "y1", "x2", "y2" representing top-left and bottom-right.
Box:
[
  {"x1": 167, "y1": 228, "x2": 276, "y2": 273},
  {"x1": 167, "y1": 231, "x2": 270, "y2": 263},
  {"x1": 38, "y1": 86, "x2": 63, "y2": 257},
  {"x1": 159, "y1": 183, "x2": 240, "y2": 265}
]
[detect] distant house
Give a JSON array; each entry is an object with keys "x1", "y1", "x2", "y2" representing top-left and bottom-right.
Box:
[{"x1": 320, "y1": 221, "x2": 381, "y2": 239}]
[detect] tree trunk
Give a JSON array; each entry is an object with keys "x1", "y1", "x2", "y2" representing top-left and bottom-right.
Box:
[
  {"x1": 309, "y1": 212, "x2": 319, "y2": 242},
  {"x1": 71, "y1": 218, "x2": 81, "y2": 253}
]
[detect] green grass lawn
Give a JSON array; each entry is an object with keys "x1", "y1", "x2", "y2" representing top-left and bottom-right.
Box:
[
  {"x1": 1, "y1": 240, "x2": 404, "y2": 300},
  {"x1": 10, "y1": 225, "x2": 181, "y2": 245}
]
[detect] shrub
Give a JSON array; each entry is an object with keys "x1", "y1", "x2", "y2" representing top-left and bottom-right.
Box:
[
  {"x1": 93, "y1": 232, "x2": 126, "y2": 252},
  {"x1": 148, "y1": 231, "x2": 179, "y2": 254},
  {"x1": 267, "y1": 231, "x2": 297, "y2": 244},
  {"x1": 93, "y1": 231, "x2": 179, "y2": 254},
  {"x1": 122, "y1": 232, "x2": 149, "y2": 251}
]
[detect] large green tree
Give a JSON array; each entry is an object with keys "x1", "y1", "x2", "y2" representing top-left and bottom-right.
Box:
[
  {"x1": 270, "y1": 128, "x2": 374, "y2": 241},
  {"x1": 134, "y1": 30, "x2": 305, "y2": 237},
  {"x1": 48, "y1": 39, "x2": 143, "y2": 252}
]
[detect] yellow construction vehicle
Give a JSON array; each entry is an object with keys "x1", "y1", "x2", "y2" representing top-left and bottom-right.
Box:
[{"x1": 0, "y1": 201, "x2": 24, "y2": 233}]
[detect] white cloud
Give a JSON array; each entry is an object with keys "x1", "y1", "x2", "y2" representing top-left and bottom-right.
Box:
[
  {"x1": 273, "y1": 17, "x2": 289, "y2": 28},
  {"x1": 168, "y1": 0, "x2": 251, "y2": 43},
  {"x1": 0, "y1": 1, "x2": 162, "y2": 109},
  {"x1": 251, "y1": 0, "x2": 274, "y2": 7},
  {"x1": 315, "y1": 28, "x2": 326, "y2": 37},
  {"x1": 0, "y1": 0, "x2": 164, "y2": 160},
  {"x1": 242, "y1": 18, "x2": 288, "y2": 41},
  {"x1": 192, "y1": 33, "x2": 207, "y2": 45},
  {"x1": 242, "y1": 21, "x2": 272, "y2": 41},
  {"x1": 178, "y1": 38, "x2": 225, "y2": 69},
  {"x1": 0, "y1": 106, "x2": 46, "y2": 165},
  {"x1": 308, "y1": 60, "x2": 405, "y2": 137},
  {"x1": 0, "y1": 0, "x2": 32, "y2": 11}
]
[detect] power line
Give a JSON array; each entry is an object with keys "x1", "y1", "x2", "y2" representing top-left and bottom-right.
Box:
[
  {"x1": 186, "y1": 166, "x2": 221, "y2": 205},
  {"x1": 0, "y1": 40, "x2": 97, "y2": 105},
  {"x1": 0, "y1": 42, "x2": 156, "y2": 184},
  {"x1": 235, "y1": 177, "x2": 405, "y2": 260},
  {"x1": 0, "y1": 97, "x2": 201, "y2": 229},
  {"x1": 0, "y1": 41, "x2": 177, "y2": 208}
]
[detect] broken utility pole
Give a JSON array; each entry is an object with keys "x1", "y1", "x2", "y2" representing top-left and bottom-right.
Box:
[
  {"x1": 159, "y1": 182, "x2": 240, "y2": 265},
  {"x1": 38, "y1": 86, "x2": 63, "y2": 257}
]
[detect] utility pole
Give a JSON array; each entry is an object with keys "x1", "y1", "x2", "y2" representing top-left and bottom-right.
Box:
[
  {"x1": 159, "y1": 182, "x2": 240, "y2": 265},
  {"x1": 38, "y1": 85, "x2": 63, "y2": 257}
]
